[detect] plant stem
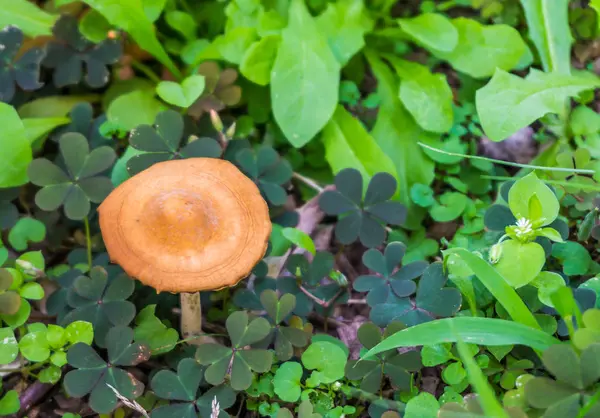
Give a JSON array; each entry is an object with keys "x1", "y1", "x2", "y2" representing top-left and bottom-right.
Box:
[
  {"x1": 418, "y1": 142, "x2": 596, "y2": 175},
  {"x1": 578, "y1": 387, "x2": 600, "y2": 418},
  {"x1": 293, "y1": 172, "x2": 325, "y2": 193},
  {"x1": 83, "y1": 216, "x2": 92, "y2": 270},
  {"x1": 180, "y1": 293, "x2": 215, "y2": 346},
  {"x1": 482, "y1": 175, "x2": 600, "y2": 192},
  {"x1": 131, "y1": 59, "x2": 161, "y2": 84}
]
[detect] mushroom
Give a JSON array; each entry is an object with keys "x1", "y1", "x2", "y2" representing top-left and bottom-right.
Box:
[{"x1": 98, "y1": 158, "x2": 271, "y2": 344}]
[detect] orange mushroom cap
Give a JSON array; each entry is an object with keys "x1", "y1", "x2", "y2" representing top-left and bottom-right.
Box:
[{"x1": 98, "y1": 158, "x2": 271, "y2": 293}]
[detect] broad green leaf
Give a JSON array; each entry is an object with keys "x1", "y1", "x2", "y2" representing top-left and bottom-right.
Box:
[
  {"x1": 79, "y1": 9, "x2": 112, "y2": 43},
  {"x1": 316, "y1": 0, "x2": 373, "y2": 65},
  {"x1": 397, "y1": 13, "x2": 458, "y2": 52},
  {"x1": 19, "y1": 95, "x2": 100, "y2": 118},
  {"x1": 531, "y1": 272, "x2": 565, "y2": 307},
  {"x1": 519, "y1": 0, "x2": 571, "y2": 74},
  {"x1": 494, "y1": 240, "x2": 546, "y2": 288},
  {"x1": 165, "y1": 10, "x2": 197, "y2": 41},
  {"x1": 0, "y1": 0, "x2": 57, "y2": 37},
  {"x1": 0, "y1": 103, "x2": 31, "y2": 187},
  {"x1": 434, "y1": 18, "x2": 527, "y2": 78},
  {"x1": 593, "y1": 1, "x2": 600, "y2": 30},
  {"x1": 404, "y1": 392, "x2": 439, "y2": 418},
  {"x1": 134, "y1": 305, "x2": 178, "y2": 354},
  {"x1": 22, "y1": 117, "x2": 71, "y2": 147},
  {"x1": 362, "y1": 317, "x2": 559, "y2": 359},
  {"x1": 240, "y1": 35, "x2": 281, "y2": 86},
  {"x1": 156, "y1": 75, "x2": 206, "y2": 108},
  {"x1": 444, "y1": 248, "x2": 542, "y2": 330},
  {"x1": 477, "y1": 69, "x2": 600, "y2": 141},
  {"x1": 0, "y1": 390, "x2": 19, "y2": 415},
  {"x1": 386, "y1": 56, "x2": 453, "y2": 133},
  {"x1": 107, "y1": 90, "x2": 164, "y2": 132},
  {"x1": 281, "y1": 228, "x2": 316, "y2": 255},
  {"x1": 508, "y1": 172, "x2": 559, "y2": 225},
  {"x1": 366, "y1": 51, "x2": 436, "y2": 213},
  {"x1": 322, "y1": 105, "x2": 398, "y2": 195},
  {"x1": 271, "y1": 0, "x2": 340, "y2": 147},
  {"x1": 219, "y1": 27, "x2": 258, "y2": 64},
  {"x1": 82, "y1": 0, "x2": 181, "y2": 78}
]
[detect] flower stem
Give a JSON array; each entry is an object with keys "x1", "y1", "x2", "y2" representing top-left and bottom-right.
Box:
[
  {"x1": 84, "y1": 216, "x2": 92, "y2": 270},
  {"x1": 418, "y1": 142, "x2": 596, "y2": 175},
  {"x1": 131, "y1": 59, "x2": 161, "y2": 84},
  {"x1": 293, "y1": 172, "x2": 324, "y2": 193}
]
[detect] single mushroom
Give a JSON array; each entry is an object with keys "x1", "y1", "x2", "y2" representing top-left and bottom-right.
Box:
[{"x1": 98, "y1": 158, "x2": 271, "y2": 345}]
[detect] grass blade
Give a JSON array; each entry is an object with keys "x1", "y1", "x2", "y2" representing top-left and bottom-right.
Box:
[{"x1": 361, "y1": 317, "x2": 560, "y2": 359}]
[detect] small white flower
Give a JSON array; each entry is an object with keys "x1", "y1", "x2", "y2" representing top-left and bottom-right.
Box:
[{"x1": 514, "y1": 217, "x2": 533, "y2": 237}]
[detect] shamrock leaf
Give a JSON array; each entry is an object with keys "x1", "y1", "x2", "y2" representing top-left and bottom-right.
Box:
[
  {"x1": 370, "y1": 262, "x2": 462, "y2": 327},
  {"x1": 156, "y1": 75, "x2": 206, "y2": 108},
  {"x1": 0, "y1": 26, "x2": 45, "y2": 103},
  {"x1": 43, "y1": 15, "x2": 121, "y2": 88},
  {"x1": 28, "y1": 132, "x2": 116, "y2": 220},
  {"x1": 273, "y1": 361, "x2": 303, "y2": 402},
  {"x1": 134, "y1": 305, "x2": 179, "y2": 355},
  {"x1": 188, "y1": 62, "x2": 242, "y2": 118},
  {"x1": 278, "y1": 252, "x2": 348, "y2": 317},
  {"x1": 233, "y1": 145, "x2": 293, "y2": 206},
  {"x1": 345, "y1": 322, "x2": 421, "y2": 393},
  {"x1": 319, "y1": 168, "x2": 406, "y2": 247},
  {"x1": 524, "y1": 344, "x2": 600, "y2": 417},
  {"x1": 196, "y1": 311, "x2": 273, "y2": 390},
  {"x1": 127, "y1": 110, "x2": 222, "y2": 175},
  {"x1": 150, "y1": 358, "x2": 236, "y2": 418},
  {"x1": 552, "y1": 241, "x2": 592, "y2": 276},
  {"x1": 62, "y1": 266, "x2": 136, "y2": 347},
  {"x1": 354, "y1": 242, "x2": 428, "y2": 307},
  {"x1": 53, "y1": 102, "x2": 110, "y2": 148},
  {"x1": 430, "y1": 192, "x2": 469, "y2": 222},
  {"x1": 8, "y1": 217, "x2": 46, "y2": 251},
  {"x1": 64, "y1": 326, "x2": 149, "y2": 414},
  {"x1": 277, "y1": 252, "x2": 335, "y2": 317},
  {"x1": 302, "y1": 341, "x2": 347, "y2": 385}
]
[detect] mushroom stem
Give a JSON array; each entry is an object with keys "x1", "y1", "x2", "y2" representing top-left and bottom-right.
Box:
[{"x1": 180, "y1": 292, "x2": 212, "y2": 346}]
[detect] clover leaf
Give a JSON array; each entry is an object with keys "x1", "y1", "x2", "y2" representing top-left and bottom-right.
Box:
[
  {"x1": 8, "y1": 217, "x2": 46, "y2": 251},
  {"x1": 195, "y1": 311, "x2": 273, "y2": 390},
  {"x1": 274, "y1": 362, "x2": 303, "y2": 402},
  {"x1": 0, "y1": 268, "x2": 21, "y2": 315},
  {"x1": 430, "y1": 192, "x2": 469, "y2": 222},
  {"x1": 573, "y1": 309, "x2": 600, "y2": 350},
  {"x1": 233, "y1": 145, "x2": 293, "y2": 206},
  {"x1": 134, "y1": 305, "x2": 179, "y2": 355},
  {"x1": 127, "y1": 110, "x2": 222, "y2": 175},
  {"x1": 552, "y1": 241, "x2": 592, "y2": 276},
  {"x1": 64, "y1": 326, "x2": 149, "y2": 414},
  {"x1": 278, "y1": 252, "x2": 348, "y2": 317},
  {"x1": 258, "y1": 289, "x2": 309, "y2": 361},
  {"x1": 0, "y1": 26, "x2": 45, "y2": 103},
  {"x1": 370, "y1": 262, "x2": 462, "y2": 327},
  {"x1": 43, "y1": 15, "x2": 121, "y2": 88},
  {"x1": 0, "y1": 385, "x2": 18, "y2": 416},
  {"x1": 524, "y1": 343, "x2": 600, "y2": 417},
  {"x1": 0, "y1": 251, "x2": 44, "y2": 324},
  {"x1": 301, "y1": 341, "x2": 347, "y2": 386},
  {"x1": 319, "y1": 168, "x2": 407, "y2": 248},
  {"x1": 28, "y1": 132, "x2": 116, "y2": 220},
  {"x1": 61, "y1": 266, "x2": 135, "y2": 347},
  {"x1": 0, "y1": 328, "x2": 18, "y2": 364},
  {"x1": 354, "y1": 242, "x2": 428, "y2": 307},
  {"x1": 150, "y1": 358, "x2": 236, "y2": 418},
  {"x1": 53, "y1": 102, "x2": 110, "y2": 148},
  {"x1": 345, "y1": 322, "x2": 421, "y2": 393},
  {"x1": 19, "y1": 321, "x2": 93, "y2": 383}
]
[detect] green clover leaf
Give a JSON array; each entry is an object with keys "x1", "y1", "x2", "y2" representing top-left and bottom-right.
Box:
[
  {"x1": 127, "y1": 110, "x2": 222, "y2": 175},
  {"x1": 28, "y1": 132, "x2": 116, "y2": 220},
  {"x1": 196, "y1": 311, "x2": 273, "y2": 391},
  {"x1": 150, "y1": 358, "x2": 236, "y2": 418},
  {"x1": 61, "y1": 266, "x2": 135, "y2": 347},
  {"x1": 319, "y1": 168, "x2": 407, "y2": 248},
  {"x1": 64, "y1": 326, "x2": 149, "y2": 414},
  {"x1": 354, "y1": 242, "x2": 428, "y2": 307},
  {"x1": 345, "y1": 322, "x2": 421, "y2": 393}
]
